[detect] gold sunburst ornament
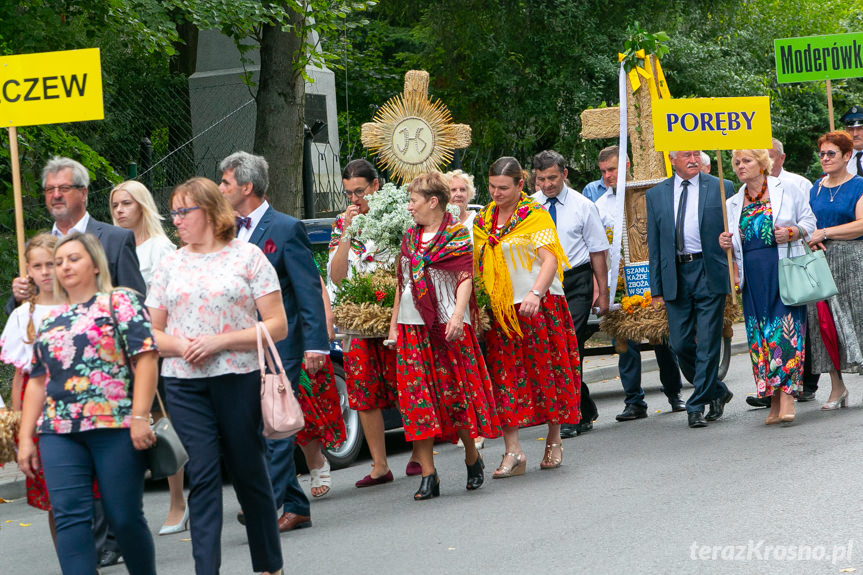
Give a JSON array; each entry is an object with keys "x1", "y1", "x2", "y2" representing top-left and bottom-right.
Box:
[{"x1": 361, "y1": 70, "x2": 471, "y2": 184}]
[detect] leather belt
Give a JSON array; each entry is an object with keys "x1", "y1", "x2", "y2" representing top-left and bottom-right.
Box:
[
  {"x1": 676, "y1": 252, "x2": 703, "y2": 263},
  {"x1": 564, "y1": 261, "x2": 592, "y2": 276}
]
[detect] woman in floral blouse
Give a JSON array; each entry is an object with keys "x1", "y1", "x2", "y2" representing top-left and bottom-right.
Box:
[
  {"x1": 146, "y1": 177, "x2": 286, "y2": 575},
  {"x1": 17, "y1": 232, "x2": 158, "y2": 574},
  {"x1": 387, "y1": 171, "x2": 499, "y2": 500},
  {"x1": 328, "y1": 159, "x2": 420, "y2": 488},
  {"x1": 474, "y1": 157, "x2": 582, "y2": 478}
]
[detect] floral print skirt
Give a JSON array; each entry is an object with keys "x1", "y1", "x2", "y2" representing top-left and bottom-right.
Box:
[
  {"x1": 16, "y1": 374, "x2": 50, "y2": 510},
  {"x1": 395, "y1": 323, "x2": 501, "y2": 442},
  {"x1": 296, "y1": 358, "x2": 346, "y2": 450},
  {"x1": 344, "y1": 338, "x2": 398, "y2": 411},
  {"x1": 485, "y1": 294, "x2": 581, "y2": 427}
]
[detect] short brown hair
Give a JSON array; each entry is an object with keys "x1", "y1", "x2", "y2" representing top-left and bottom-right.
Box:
[
  {"x1": 817, "y1": 131, "x2": 854, "y2": 156},
  {"x1": 598, "y1": 145, "x2": 622, "y2": 164},
  {"x1": 408, "y1": 171, "x2": 450, "y2": 212},
  {"x1": 170, "y1": 177, "x2": 235, "y2": 243}
]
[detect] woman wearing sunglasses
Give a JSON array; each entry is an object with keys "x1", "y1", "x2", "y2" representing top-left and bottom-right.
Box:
[{"x1": 806, "y1": 131, "x2": 863, "y2": 410}]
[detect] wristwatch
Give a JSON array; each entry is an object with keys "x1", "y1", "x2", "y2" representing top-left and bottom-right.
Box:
[{"x1": 530, "y1": 289, "x2": 542, "y2": 298}]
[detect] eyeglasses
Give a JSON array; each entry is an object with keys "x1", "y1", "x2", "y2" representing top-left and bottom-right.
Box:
[
  {"x1": 343, "y1": 184, "x2": 371, "y2": 199},
  {"x1": 169, "y1": 206, "x2": 200, "y2": 219},
  {"x1": 818, "y1": 150, "x2": 839, "y2": 159},
  {"x1": 43, "y1": 185, "x2": 82, "y2": 194}
]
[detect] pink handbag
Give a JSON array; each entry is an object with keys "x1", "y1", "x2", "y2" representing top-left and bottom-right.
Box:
[{"x1": 257, "y1": 322, "x2": 305, "y2": 439}]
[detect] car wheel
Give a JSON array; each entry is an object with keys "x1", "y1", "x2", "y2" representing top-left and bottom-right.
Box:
[{"x1": 324, "y1": 359, "x2": 363, "y2": 469}]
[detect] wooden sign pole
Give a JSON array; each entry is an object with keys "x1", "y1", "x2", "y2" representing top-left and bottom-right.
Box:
[
  {"x1": 826, "y1": 79, "x2": 835, "y2": 131},
  {"x1": 715, "y1": 150, "x2": 735, "y2": 291},
  {"x1": 9, "y1": 127, "x2": 26, "y2": 276}
]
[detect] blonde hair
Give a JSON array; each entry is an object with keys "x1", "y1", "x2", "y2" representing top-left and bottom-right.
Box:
[
  {"x1": 443, "y1": 169, "x2": 477, "y2": 202},
  {"x1": 170, "y1": 177, "x2": 236, "y2": 243},
  {"x1": 23, "y1": 233, "x2": 58, "y2": 343},
  {"x1": 731, "y1": 149, "x2": 773, "y2": 175},
  {"x1": 53, "y1": 232, "x2": 113, "y2": 302},
  {"x1": 110, "y1": 180, "x2": 169, "y2": 242}
]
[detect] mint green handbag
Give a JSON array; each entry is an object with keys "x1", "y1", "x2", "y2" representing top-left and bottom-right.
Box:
[{"x1": 777, "y1": 227, "x2": 838, "y2": 306}]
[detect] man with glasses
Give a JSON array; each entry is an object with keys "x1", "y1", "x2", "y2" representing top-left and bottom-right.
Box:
[
  {"x1": 219, "y1": 151, "x2": 329, "y2": 534},
  {"x1": 8, "y1": 156, "x2": 145, "y2": 568},
  {"x1": 10, "y1": 157, "x2": 145, "y2": 311},
  {"x1": 646, "y1": 150, "x2": 736, "y2": 428}
]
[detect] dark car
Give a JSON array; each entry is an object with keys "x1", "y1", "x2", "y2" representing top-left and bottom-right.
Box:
[{"x1": 303, "y1": 218, "x2": 403, "y2": 469}]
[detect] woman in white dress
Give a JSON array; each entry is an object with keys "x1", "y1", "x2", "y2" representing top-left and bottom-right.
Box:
[
  {"x1": 109, "y1": 180, "x2": 185, "y2": 535},
  {"x1": 445, "y1": 169, "x2": 479, "y2": 231}
]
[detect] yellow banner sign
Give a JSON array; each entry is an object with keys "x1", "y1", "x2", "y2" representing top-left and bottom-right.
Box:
[
  {"x1": 0, "y1": 48, "x2": 103, "y2": 128},
  {"x1": 651, "y1": 96, "x2": 772, "y2": 151}
]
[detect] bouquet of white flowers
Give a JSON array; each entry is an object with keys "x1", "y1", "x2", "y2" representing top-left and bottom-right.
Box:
[
  {"x1": 344, "y1": 182, "x2": 412, "y2": 256},
  {"x1": 344, "y1": 181, "x2": 462, "y2": 256}
]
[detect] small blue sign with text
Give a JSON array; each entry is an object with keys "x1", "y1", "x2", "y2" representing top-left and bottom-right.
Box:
[{"x1": 625, "y1": 263, "x2": 651, "y2": 296}]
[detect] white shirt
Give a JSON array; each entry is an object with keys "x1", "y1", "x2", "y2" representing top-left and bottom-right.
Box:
[
  {"x1": 136, "y1": 235, "x2": 176, "y2": 288},
  {"x1": 673, "y1": 173, "x2": 702, "y2": 254},
  {"x1": 848, "y1": 150, "x2": 863, "y2": 177},
  {"x1": 51, "y1": 212, "x2": 90, "y2": 237},
  {"x1": 236, "y1": 200, "x2": 270, "y2": 242},
  {"x1": 777, "y1": 169, "x2": 812, "y2": 196},
  {"x1": 530, "y1": 185, "x2": 608, "y2": 268},
  {"x1": 593, "y1": 188, "x2": 617, "y2": 232}
]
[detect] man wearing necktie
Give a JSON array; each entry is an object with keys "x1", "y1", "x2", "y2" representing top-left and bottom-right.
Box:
[
  {"x1": 219, "y1": 151, "x2": 329, "y2": 533},
  {"x1": 646, "y1": 150, "x2": 735, "y2": 428},
  {"x1": 840, "y1": 106, "x2": 863, "y2": 177},
  {"x1": 531, "y1": 150, "x2": 609, "y2": 439}
]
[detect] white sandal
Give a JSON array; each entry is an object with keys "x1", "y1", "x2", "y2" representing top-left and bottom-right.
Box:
[{"x1": 310, "y1": 458, "x2": 332, "y2": 498}]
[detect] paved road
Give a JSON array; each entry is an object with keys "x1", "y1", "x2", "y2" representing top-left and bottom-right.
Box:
[{"x1": 2, "y1": 357, "x2": 862, "y2": 574}]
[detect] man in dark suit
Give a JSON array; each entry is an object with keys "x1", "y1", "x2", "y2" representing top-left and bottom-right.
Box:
[
  {"x1": 8, "y1": 157, "x2": 146, "y2": 568},
  {"x1": 219, "y1": 151, "x2": 329, "y2": 534},
  {"x1": 646, "y1": 150, "x2": 735, "y2": 428},
  {"x1": 10, "y1": 156, "x2": 146, "y2": 311}
]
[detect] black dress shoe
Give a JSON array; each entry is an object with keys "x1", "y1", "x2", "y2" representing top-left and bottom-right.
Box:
[
  {"x1": 745, "y1": 395, "x2": 771, "y2": 408},
  {"x1": 688, "y1": 411, "x2": 707, "y2": 428},
  {"x1": 615, "y1": 404, "x2": 648, "y2": 421},
  {"x1": 667, "y1": 395, "x2": 686, "y2": 412},
  {"x1": 466, "y1": 453, "x2": 484, "y2": 491},
  {"x1": 560, "y1": 424, "x2": 579, "y2": 439},
  {"x1": 706, "y1": 390, "x2": 733, "y2": 421},
  {"x1": 798, "y1": 391, "x2": 816, "y2": 402},
  {"x1": 98, "y1": 549, "x2": 123, "y2": 568},
  {"x1": 575, "y1": 421, "x2": 593, "y2": 434}
]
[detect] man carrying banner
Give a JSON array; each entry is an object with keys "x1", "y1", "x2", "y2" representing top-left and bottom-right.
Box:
[
  {"x1": 591, "y1": 146, "x2": 684, "y2": 421},
  {"x1": 645, "y1": 150, "x2": 735, "y2": 428}
]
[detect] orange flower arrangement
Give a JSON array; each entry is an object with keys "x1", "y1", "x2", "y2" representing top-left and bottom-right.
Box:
[{"x1": 620, "y1": 290, "x2": 652, "y2": 314}]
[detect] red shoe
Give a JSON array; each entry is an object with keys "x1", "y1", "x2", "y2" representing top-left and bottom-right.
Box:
[
  {"x1": 405, "y1": 461, "x2": 422, "y2": 476},
  {"x1": 355, "y1": 470, "x2": 394, "y2": 488}
]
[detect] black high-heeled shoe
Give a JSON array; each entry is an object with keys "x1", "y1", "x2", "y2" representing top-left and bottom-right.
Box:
[
  {"x1": 466, "y1": 452, "x2": 484, "y2": 491},
  {"x1": 414, "y1": 470, "x2": 440, "y2": 501}
]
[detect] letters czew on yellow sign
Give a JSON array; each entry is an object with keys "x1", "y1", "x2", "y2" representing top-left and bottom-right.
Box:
[
  {"x1": 0, "y1": 48, "x2": 103, "y2": 128},
  {"x1": 651, "y1": 96, "x2": 772, "y2": 151}
]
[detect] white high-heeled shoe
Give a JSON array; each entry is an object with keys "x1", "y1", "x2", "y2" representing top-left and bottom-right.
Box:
[
  {"x1": 820, "y1": 389, "x2": 848, "y2": 411},
  {"x1": 159, "y1": 503, "x2": 190, "y2": 535}
]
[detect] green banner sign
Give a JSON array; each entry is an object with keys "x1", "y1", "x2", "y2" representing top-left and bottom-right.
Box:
[{"x1": 774, "y1": 33, "x2": 863, "y2": 83}]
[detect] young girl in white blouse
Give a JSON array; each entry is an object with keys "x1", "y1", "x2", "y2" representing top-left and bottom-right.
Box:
[{"x1": 0, "y1": 234, "x2": 61, "y2": 524}]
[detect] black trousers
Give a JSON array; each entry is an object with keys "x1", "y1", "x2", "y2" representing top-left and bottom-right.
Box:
[
  {"x1": 166, "y1": 371, "x2": 283, "y2": 575},
  {"x1": 562, "y1": 262, "x2": 598, "y2": 422}
]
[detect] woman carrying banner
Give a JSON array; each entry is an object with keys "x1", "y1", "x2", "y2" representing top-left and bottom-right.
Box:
[
  {"x1": 719, "y1": 149, "x2": 816, "y2": 424},
  {"x1": 806, "y1": 131, "x2": 863, "y2": 410},
  {"x1": 474, "y1": 157, "x2": 581, "y2": 478}
]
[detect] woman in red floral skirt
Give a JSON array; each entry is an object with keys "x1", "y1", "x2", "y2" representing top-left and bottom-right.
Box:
[
  {"x1": 474, "y1": 157, "x2": 582, "y2": 478},
  {"x1": 329, "y1": 159, "x2": 420, "y2": 487},
  {"x1": 387, "y1": 171, "x2": 500, "y2": 500}
]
